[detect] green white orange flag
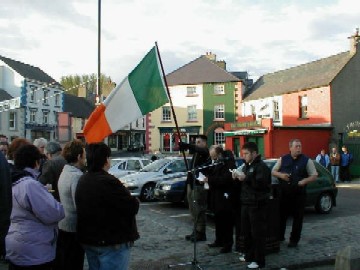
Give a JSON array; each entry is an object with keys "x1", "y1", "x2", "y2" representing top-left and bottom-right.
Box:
[{"x1": 83, "y1": 46, "x2": 169, "y2": 143}]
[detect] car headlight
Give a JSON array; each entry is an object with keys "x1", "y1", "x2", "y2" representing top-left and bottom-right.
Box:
[{"x1": 162, "y1": 184, "x2": 172, "y2": 191}]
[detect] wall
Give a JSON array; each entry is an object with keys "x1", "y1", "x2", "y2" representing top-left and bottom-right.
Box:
[
  {"x1": 272, "y1": 129, "x2": 332, "y2": 158},
  {"x1": 203, "y1": 82, "x2": 237, "y2": 145},
  {"x1": 148, "y1": 84, "x2": 204, "y2": 153},
  {"x1": 282, "y1": 86, "x2": 331, "y2": 126}
]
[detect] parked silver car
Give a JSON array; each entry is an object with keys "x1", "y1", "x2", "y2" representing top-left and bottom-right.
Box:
[
  {"x1": 120, "y1": 156, "x2": 190, "y2": 202},
  {"x1": 109, "y1": 157, "x2": 151, "y2": 179}
]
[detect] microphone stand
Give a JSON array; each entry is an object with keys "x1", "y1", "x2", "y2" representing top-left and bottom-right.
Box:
[{"x1": 168, "y1": 162, "x2": 221, "y2": 270}]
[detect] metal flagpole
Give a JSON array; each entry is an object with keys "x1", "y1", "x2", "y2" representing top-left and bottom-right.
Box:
[
  {"x1": 96, "y1": 0, "x2": 101, "y2": 105},
  {"x1": 155, "y1": 42, "x2": 203, "y2": 270},
  {"x1": 154, "y1": 42, "x2": 189, "y2": 172}
]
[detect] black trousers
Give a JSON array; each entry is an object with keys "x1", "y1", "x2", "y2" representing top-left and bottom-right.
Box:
[
  {"x1": 54, "y1": 230, "x2": 84, "y2": 270},
  {"x1": 214, "y1": 210, "x2": 234, "y2": 248},
  {"x1": 279, "y1": 185, "x2": 305, "y2": 243},
  {"x1": 8, "y1": 261, "x2": 53, "y2": 270},
  {"x1": 241, "y1": 204, "x2": 267, "y2": 267}
]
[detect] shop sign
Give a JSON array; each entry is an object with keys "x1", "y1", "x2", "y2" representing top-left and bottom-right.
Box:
[{"x1": 230, "y1": 120, "x2": 261, "y2": 129}]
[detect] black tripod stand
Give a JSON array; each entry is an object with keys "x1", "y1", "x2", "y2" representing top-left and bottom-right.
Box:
[{"x1": 168, "y1": 162, "x2": 219, "y2": 269}]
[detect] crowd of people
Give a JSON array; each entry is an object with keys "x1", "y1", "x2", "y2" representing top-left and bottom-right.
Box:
[
  {"x1": 0, "y1": 133, "x2": 354, "y2": 270},
  {"x1": 0, "y1": 136, "x2": 139, "y2": 270}
]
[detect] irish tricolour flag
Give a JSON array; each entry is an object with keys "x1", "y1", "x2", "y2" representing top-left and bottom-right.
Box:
[{"x1": 83, "y1": 46, "x2": 169, "y2": 143}]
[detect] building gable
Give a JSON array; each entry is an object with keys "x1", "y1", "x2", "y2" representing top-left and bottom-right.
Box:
[{"x1": 166, "y1": 55, "x2": 240, "y2": 86}]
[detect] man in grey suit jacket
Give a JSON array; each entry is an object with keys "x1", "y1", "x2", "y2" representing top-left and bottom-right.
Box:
[{"x1": 39, "y1": 142, "x2": 67, "y2": 201}]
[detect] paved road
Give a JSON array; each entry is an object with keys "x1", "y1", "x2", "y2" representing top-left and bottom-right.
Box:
[{"x1": 2, "y1": 181, "x2": 360, "y2": 270}]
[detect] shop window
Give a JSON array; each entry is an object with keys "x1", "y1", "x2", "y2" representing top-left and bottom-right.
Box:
[{"x1": 163, "y1": 133, "x2": 170, "y2": 152}]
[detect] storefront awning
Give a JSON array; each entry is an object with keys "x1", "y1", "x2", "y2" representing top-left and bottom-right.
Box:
[{"x1": 223, "y1": 128, "x2": 267, "y2": 136}]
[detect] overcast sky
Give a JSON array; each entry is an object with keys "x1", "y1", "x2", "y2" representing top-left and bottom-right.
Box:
[{"x1": 1, "y1": 0, "x2": 359, "y2": 86}]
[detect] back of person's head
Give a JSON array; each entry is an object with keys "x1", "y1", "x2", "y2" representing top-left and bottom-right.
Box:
[
  {"x1": 242, "y1": 142, "x2": 258, "y2": 153},
  {"x1": 45, "y1": 141, "x2": 62, "y2": 156},
  {"x1": 33, "y1": 137, "x2": 48, "y2": 148},
  {"x1": 86, "y1": 142, "x2": 111, "y2": 172},
  {"x1": 196, "y1": 135, "x2": 207, "y2": 142},
  {"x1": 14, "y1": 144, "x2": 41, "y2": 170},
  {"x1": 62, "y1": 139, "x2": 85, "y2": 163},
  {"x1": 8, "y1": 138, "x2": 31, "y2": 160}
]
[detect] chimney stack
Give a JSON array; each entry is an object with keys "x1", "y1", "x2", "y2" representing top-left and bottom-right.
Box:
[{"x1": 349, "y1": 28, "x2": 360, "y2": 55}]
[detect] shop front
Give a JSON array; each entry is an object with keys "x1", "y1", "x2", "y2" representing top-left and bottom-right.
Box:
[
  {"x1": 224, "y1": 117, "x2": 332, "y2": 159},
  {"x1": 158, "y1": 126, "x2": 200, "y2": 153}
]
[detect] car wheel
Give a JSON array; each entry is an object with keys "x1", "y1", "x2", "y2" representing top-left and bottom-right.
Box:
[
  {"x1": 315, "y1": 192, "x2": 333, "y2": 214},
  {"x1": 140, "y1": 183, "x2": 156, "y2": 202}
]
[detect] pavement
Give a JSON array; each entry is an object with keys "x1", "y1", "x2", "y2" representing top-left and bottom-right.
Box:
[{"x1": 1, "y1": 180, "x2": 360, "y2": 270}]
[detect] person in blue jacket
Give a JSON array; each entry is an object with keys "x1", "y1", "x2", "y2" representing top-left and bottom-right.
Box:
[{"x1": 340, "y1": 145, "x2": 353, "y2": 182}]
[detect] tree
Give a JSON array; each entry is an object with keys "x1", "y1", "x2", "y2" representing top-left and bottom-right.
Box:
[{"x1": 60, "y1": 74, "x2": 115, "y2": 101}]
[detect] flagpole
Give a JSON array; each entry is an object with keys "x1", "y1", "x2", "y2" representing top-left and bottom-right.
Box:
[
  {"x1": 155, "y1": 42, "x2": 189, "y2": 171},
  {"x1": 96, "y1": 0, "x2": 101, "y2": 105}
]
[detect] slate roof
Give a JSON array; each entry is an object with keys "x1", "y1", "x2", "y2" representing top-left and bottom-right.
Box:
[
  {"x1": 63, "y1": 94, "x2": 95, "y2": 119},
  {"x1": 0, "y1": 55, "x2": 59, "y2": 85},
  {"x1": 166, "y1": 55, "x2": 241, "y2": 86},
  {"x1": 244, "y1": 51, "x2": 353, "y2": 101},
  {"x1": 0, "y1": 89, "x2": 13, "y2": 102}
]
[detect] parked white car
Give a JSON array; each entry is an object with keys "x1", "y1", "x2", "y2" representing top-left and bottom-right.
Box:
[
  {"x1": 120, "y1": 157, "x2": 190, "y2": 202},
  {"x1": 109, "y1": 157, "x2": 151, "y2": 179}
]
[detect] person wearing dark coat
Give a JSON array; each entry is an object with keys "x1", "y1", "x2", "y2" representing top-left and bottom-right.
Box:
[
  {"x1": 179, "y1": 135, "x2": 210, "y2": 242},
  {"x1": 39, "y1": 142, "x2": 67, "y2": 201},
  {"x1": 75, "y1": 142, "x2": 139, "y2": 270},
  {"x1": 0, "y1": 151, "x2": 11, "y2": 261},
  {"x1": 233, "y1": 142, "x2": 271, "y2": 269},
  {"x1": 205, "y1": 145, "x2": 236, "y2": 253}
]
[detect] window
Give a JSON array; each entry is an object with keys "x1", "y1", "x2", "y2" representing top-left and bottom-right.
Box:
[
  {"x1": 251, "y1": 104, "x2": 256, "y2": 115},
  {"x1": 29, "y1": 86, "x2": 36, "y2": 102},
  {"x1": 214, "y1": 132, "x2": 225, "y2": 145},
  {"x1": 273, "y1": 100, "x2": 280, "y2": 121},
  {"x1": 214, "y1": 104, "x2": 225, "y2": 120},
  {"x1": 43, "y1": 111, "x2": 49, "y2": 124},
  {"x1": 162, "y1": 106, "x2": 171, "y2": 121},
  {"x1": 55, "y1": 92, "x2": 60, "y2": 106},
  {"x1": 43, "y1": 90, "x2": 49, "y2": 105},
  {"x1": 135, "y1": 119, "x2": 139, "y2": 128},
  {"x1": 9, "y1": 112, "x2": 16, "y2": 130},
  {"x1": 214, "y1": 84, "x2": 225, "y2": 95},
  {"x1": 186, "y1": 86, "x2": 197, "y2": 96},
  {"x1": 187, "y1": 105, "x2": 197, "y2": 121},
  {"x1": 30, "y1": 110, "x2": 36, "y2": 123},
  {"x1": 299, "y1": 96, "x2": 308, "y2": 118}
]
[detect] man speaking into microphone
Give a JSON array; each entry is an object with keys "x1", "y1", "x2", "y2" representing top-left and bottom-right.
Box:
[{"x1": 179, "y1": 135, "x2": 210, "y2": 242}]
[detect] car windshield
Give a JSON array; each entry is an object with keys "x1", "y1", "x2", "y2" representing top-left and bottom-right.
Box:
[{"x1": 140, "y1": 159, "x2": 171, "y2": 172}]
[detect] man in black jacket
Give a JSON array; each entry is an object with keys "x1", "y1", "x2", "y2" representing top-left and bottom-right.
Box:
[
  {"x1": 233, "y1": 142, "x2": 271, "y2": 269},
  {"x1": 75, "y1": 143, "x2": 139, "y2": 270},
  {"x1": 206, "y1": 145, "x2": 236, "y2": 253},
  {"x1": 180, "y1": 135, "x2": 210, "y2": 242}
]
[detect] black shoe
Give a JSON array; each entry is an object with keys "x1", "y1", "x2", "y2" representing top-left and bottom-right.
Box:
[
  {"x1": 190, "y1": 232, "x2": 207, "y2": 242},
  {"x1": 208, "y1": 242, "x2": 222, "y2": 248},
  {"x1": 220, "y1": 246, "x2": 232, "y2": 253},
  {"x1": 288, "y1": 241, "x2": 298, "y2": 248},
  {"x1": 185, "y1": 232, "x2": 194, "y2": 241}
]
